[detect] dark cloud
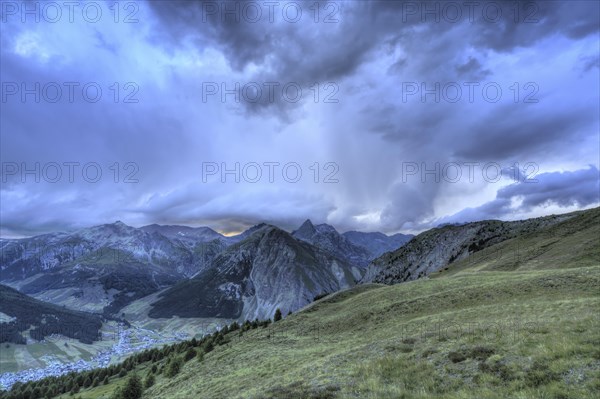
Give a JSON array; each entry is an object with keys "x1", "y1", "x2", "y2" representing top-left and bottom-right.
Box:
[
  {"x1": 1, "y1": 0, "x2": 598, "y2": 237},
  {"x1": 454, "y1": 103, "x2": 595, "y2": 160},
  {"x1": 455, "y1": 57, "x2": 491, "y2": 80},
  {"x1": 438, "y1": 166, "x2": 600, "y2": 223},
  {"x1": 499, "y1": 165, "x2": 600, "y2": 210}
]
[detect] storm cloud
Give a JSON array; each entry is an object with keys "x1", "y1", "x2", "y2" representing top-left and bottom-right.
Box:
[{"x1": 1, "y1": 0, "x2": 598, "y2": 237}]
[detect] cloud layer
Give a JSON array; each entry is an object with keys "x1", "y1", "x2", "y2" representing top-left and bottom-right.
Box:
[{"x1": 1, "y1": 0, "x2": 598, "y2": 237}]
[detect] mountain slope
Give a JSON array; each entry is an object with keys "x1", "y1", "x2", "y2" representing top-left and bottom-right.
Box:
[
  {"x1": 149, "y1": 268, "x2": 599, "y2": 398},
  {"x1": 342, "y1": 230, "x2": 413, "y2": 258},
  {"x1": 149, "y1": 225, "x2": 362, "y2": 321},
  {"x1": 131, "y1": 207, "x2": 600, "y2": 398},
  {"x1": 4, "y1": 207, "x2": 599, "y2": 399},
  {"x1": 429, "y1": 205, "x2": 600, "y2": 277},
  {"x1": 292, "y1": 220, "x2": 371, "y2": 267},
  {"x1": 361, "y1": 208, "x2": 598, "y2": 284},
  {"x1": 0, "y1": 284, "x2": 103, "y2": 345},
  {"x1": 0, "y1": 222, "x2": 228, "y2": 315},
  {"x1": 57, "y1": 207, "x2": 600, "y2": 399},
  {"x1": 140, "y1": 224, "x2": 225, "y2": 245}
]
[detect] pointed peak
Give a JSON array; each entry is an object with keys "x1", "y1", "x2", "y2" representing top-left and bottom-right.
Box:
[
  {"x1": 93, "y1": 220, "x2": 127, "y2": 229},
  {"x1": 110, "y1": 220, "x2": 132, "y2": 230},
  {"x1": 293, "y1": 219, "x2": 317, "y2": 239},
  {"x1": 300, "y1": 219, "x2": 315, "y2": 229},
  {"x1": 240, "y1": 222, "x2": 270, "y2": 236}
]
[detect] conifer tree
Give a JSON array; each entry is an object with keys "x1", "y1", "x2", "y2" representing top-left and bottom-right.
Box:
[{"x1": 274, "y1": 308, "x2": 282, "y2": 322}]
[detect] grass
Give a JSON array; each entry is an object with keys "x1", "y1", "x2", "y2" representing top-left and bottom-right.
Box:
[
  {"x1": 6, "y1": 207, "x2": 600, "y2": 398},
  {"x1": 65, "y1": 264, "x2": 598, "y2": 399}
]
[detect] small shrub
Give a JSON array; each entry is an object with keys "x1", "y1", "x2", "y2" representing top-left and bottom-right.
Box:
[
  {"x1": 422, "y1": 348, "x2": 438, "y2": 357},
  {"x1": 478, "y1": 355, "x2": 515, "y2": 382},
  {"x1": 448, "y1": 351, "x2": 467, "y2": 363},
  {"x1": 469, "y1": 346, "x2": 495, "y2": 360},
  {"x1": 525, "y1": 360, "x2": 559, "y2": 387}
]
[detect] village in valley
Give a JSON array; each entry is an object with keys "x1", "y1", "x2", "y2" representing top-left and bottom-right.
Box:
[{"x1": 0, "y1": 324, "x2": 189, "y2": 391}]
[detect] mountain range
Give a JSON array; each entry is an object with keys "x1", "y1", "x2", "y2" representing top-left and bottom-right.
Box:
[
  {"x1": 148, "y1": 224, "x2": 361, "y2": 321},
  {"x1": 0, "y1": 219, "x2": 413, "y2": 325},
  {"x1": 2, "y1": 208, "x2": 597, "y2": 350},
  {"x1": 2, "y1": 206, "x2": 597, "y2": 398}
]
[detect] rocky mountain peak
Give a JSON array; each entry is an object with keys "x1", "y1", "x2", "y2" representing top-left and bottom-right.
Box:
[
  {"x1": 293, "y1": 219, "x2": 317, "y2": 239},
  {"x1": 315, "y1": 223, "x2": 338, "y2": 234}
]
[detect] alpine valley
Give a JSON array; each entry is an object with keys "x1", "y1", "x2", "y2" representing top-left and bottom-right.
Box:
[{"x1": 0, "y1": 208, "x2": 598, "y2": 399}]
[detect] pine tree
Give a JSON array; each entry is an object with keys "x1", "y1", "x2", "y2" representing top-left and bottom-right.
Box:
[
  {"x1": 184, "y1": 347, "x2": 196, "y2": 362},
  {"x1": 48, "y1": 384, "x2": 58, "y2": 397},
  {"x1": 165, "y1": 357, "x2": 182, "y2": 378},
  {"x1": 83, "y1": 376, "x2": 92, "y2": 388},
  {"x1": 121, "y1": 374, "x2": 143, "y2": 399},
  {"x1": 144, "y1": 373, "x2": 155, "y2": 389},
  {"x1": 274, "y1": 308, "x2": 282, "y2": 322},
  {"x1": 202, "y1": 339, "x2": 214, "y2": 354},
  {"x1": 76, "y1": 374, "x2": 84, "y2": 387}
]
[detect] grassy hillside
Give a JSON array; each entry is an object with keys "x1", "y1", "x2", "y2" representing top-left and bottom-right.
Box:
[
  {"x1": 363, "y1": 207, "x2": 599, "y2": 284},
  {"x1": 143, "y1": 268, "x2": 600, "y2": 398},
  {"x1": 430, "y1": 206, "x2": 599, "y2": 278},
  {"x1": 28, "y1": 265, "x2": 598, "y2": 399},
  {"x1": 3, "y1": 208, "x2": 599, "y2": 398}
]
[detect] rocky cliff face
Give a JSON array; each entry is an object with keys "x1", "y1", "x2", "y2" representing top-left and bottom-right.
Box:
[
  {"x1": 361, "y1": 212, "x2": 579, "y2": 285},
  {"x1": 292, "y1": 220, "x2": 372, "y2": 268},
  {"x1": 342, "y1": 231, "x2": 413, "y2": 259},
  {"x1": 149, "y1": 225, "x2": 362, "y2": 321}
]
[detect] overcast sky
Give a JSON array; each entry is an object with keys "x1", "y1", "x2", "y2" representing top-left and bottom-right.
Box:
[{"x1": 1, "y1": 0, "x2": 599, "y2": 237}]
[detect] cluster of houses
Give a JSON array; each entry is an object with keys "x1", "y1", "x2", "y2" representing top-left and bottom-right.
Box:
[{"x1": 0, "y1": 325, "x2": 189, "y2": 391}]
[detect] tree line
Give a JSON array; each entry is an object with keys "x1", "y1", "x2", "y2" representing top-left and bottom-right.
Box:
[{"x1": 0, "y1": 309, "x2": 286, "y2": 399}]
